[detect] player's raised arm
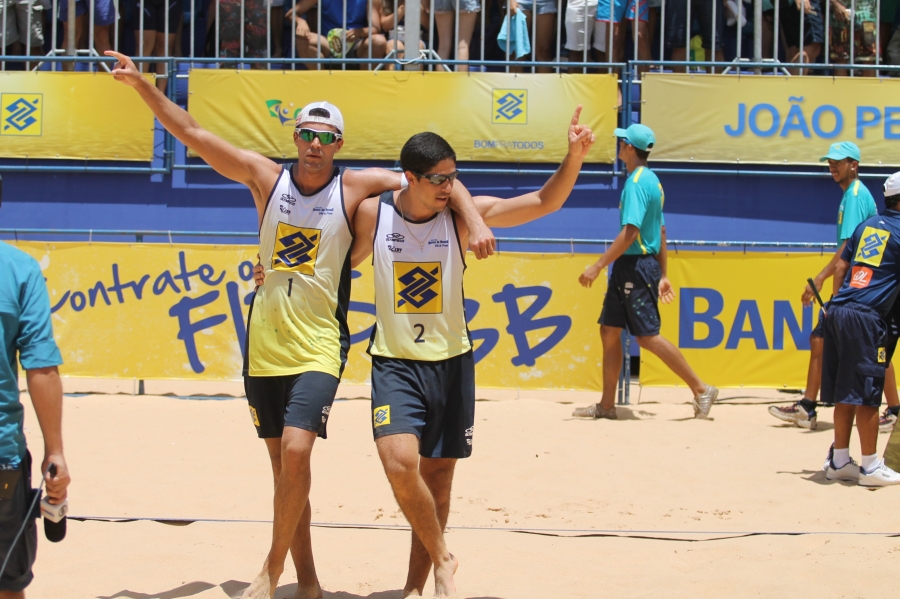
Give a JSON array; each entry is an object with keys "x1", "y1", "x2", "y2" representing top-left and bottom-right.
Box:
[
  {"x1": 106, "y1": 51, "x2": 279, "y2": 209},
  {"x1": 473, "y1": 106, "x2": 594, "y2": 228}
]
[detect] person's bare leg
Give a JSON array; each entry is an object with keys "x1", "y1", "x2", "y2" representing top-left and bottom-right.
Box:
[
  {"x1": 376, "y1": 434, "x2": 458, "y2": 598},
  {"x1": 403, "y1": 457, "x2": 457, "y2": 597},
  {"x1": 434, "y1": 12, "x2": 454, "y2": 63},
  {"x1": 885, "y1": 364, "x2": 899, "y2": 408},
  {"x1": 136, "y1": 29, "x2": 156, "y2": 73},
  {"x1": 455, "y1": 11, "x2": 477, "y2": 72},
  {"x1": 154, "y1": 31, "x2": 172, "y2": 93},
  {"x1": 636, "y1": 334, "x2": 706, "y2": 396},
  {"x1": 833, "y1": 403, "x2": 856, "y2": 450},
  {"x1": 62, "y1": 13, "x2": 87, "y2": 71},
  {"x1": 857, "y1": 405, "x2": 880, "y2": 456},
  {"x1": 271, "y1": 6, "x2": 284, "y2": 58},
  {"x1": 533, "y1": 12, "x2": 556, "y2": 73},
  {"x1": 670, "y1": 46, "x2": 687, "y2": 73},
  {"x1": 510, "y1": 9, "x2": 534, "y2": 73},
  {"x1": 635, "y1": 20, "x2": 651, "y2": 76},
  {"x1": 804, "y1": 335, "x2": 824, "y2": 401},
  {"x1": 242, "y1": 427, "x2": 319, "y2": 599},
  {"x1": 93, "y1": 23, "x2": 112, "y2": 54},
  {"x1": 598, "y1": 324, "x2": 623, "y2": 410},
  {"x1": 262, "y1": 439, "x2": 321, "y2": 599}
]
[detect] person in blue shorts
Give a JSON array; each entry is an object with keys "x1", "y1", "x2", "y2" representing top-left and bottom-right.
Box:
[
  {"x1": 821, "y1": 172, "x2": 900, "y2": 488},
  {"x1": 769, "y1": 141, "x2": 900, "y2": 431},
  {"x1": 573, "y1": 124, "x2": 718, "y2": 420},
  {"x1": 0, "y1": 240, "x2": 71, "y2": 596},
  {"x1": 58, "y1": 0, "x2": 116, "y2": 70}
]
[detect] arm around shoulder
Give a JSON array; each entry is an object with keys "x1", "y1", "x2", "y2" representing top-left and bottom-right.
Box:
[{"x1": 350, "y1": 196, "x2": 381, "y2": 268}]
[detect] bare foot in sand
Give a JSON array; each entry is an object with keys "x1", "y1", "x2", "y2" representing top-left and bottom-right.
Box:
[
  {"x1": 291, "y1": 582, "x2": 323, "y2": 599},
  {"x1": 433, "y1": 553, "x2": 459, "y2": 598},
  {"x1": 241, "y1": 561, "x2": 283, "y2": 599}
]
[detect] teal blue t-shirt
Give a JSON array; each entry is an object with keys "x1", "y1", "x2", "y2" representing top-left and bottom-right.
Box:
[
  {"x1": 620, "y1": 166, "x2": 665, "y2": 255},
  {"x1": 837, "y1": 179, "x2": 877, "y2": 244},
  {"x1": 0, "y1": 242, "x2": 62, "y2": 468}
]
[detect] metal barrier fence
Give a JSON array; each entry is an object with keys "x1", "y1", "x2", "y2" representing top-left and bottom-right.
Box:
[{"x1": 1, "y1": 0, "x2": 897, "y2": 75}]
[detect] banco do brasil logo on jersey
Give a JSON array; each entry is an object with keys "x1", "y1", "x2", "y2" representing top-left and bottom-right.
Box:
[
  {"x1": 854, "y1": 226, "x2": 891, "y2": 268},
  {"x1": 492, "y1": 89, "x2": 527, "y2": 125},
  {"x1": 1, "y1": 94, "x2": 42, "y2": 136},
  {"x1": 394, "y1": 262, "x2": 442, "y2": 314},
  {"x1": 272, "y1": 222, "x2": 321, "y2": 275}
]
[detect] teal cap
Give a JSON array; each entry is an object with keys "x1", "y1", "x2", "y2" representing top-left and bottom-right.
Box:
[
  {"x1": 614, "y1": 124, "x2": 656, "y2": 151},
  {"x1": 820, "y1": 141, "x2": 861, "y2": 163}
]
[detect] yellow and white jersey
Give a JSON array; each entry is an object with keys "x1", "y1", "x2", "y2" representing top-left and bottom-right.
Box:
[
  {"x1": 247, "y1": 166, "x2": 353, "y2": 377},
  {"x1": 368, "y1": 191, "x2": 472, "y2": 361}
]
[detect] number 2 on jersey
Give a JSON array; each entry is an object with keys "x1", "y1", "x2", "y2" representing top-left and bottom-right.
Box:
[{"x1": 413, "y1": 324, "x2": 425, "y2": 343}]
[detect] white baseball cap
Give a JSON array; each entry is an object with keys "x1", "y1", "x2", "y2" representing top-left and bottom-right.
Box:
[
  {"x1": 295, "y1": 101, "x2": 344, "y2": 134},
  {"x1": 885, "y1": 172, "x2": 900, "y2": 198}
]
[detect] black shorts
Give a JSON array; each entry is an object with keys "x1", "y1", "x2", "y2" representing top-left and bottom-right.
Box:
[
  {"x1": 138, "y1": 0, "x2": 183, "y2": 33},
  {"x1": 779, "y1": 0, "x2": 825, "y2": 48},
  {"x1": 664, "y1": 0, "x2": 725, "y2": 51},
  {"x1": 812, "y1": 307, "x2": 825, "y2": 338},
  {"x1": 371, "y1": 351, "x2": 476, "y2": 459},
  {"x1": 0, "y1": 453, "x2": 37, "y2": 594},
  {"x1": 244, "y1": 371, "x2": 340, "y2": 439},
  {"x1": 599, "y1": 254, "x2": 662, "y2": 336},
  {"x1": 821, "y1": 303, "x2": 888, "y2": 408}
]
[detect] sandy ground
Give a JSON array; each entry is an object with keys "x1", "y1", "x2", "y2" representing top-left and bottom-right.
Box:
[{"x1": 17, "y1": 382, "x2": 900, "y2": 598}]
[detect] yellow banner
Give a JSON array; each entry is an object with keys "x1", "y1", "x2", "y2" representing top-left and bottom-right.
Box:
[
  {"x1": 642, "y1": 74, "x2": 900, "y2": 165},
  {"x1": 187, "y1": 70, "x2": 618, "y2": 163},
  {"x1": 641, "y1": 251, "x2": 830, "y2": 388},
  {"x1": 0, "y1": 72, "x2": 156, "y2": 161},
  {"x1": 12, "y1": 242, "x2": 606, "y2": 390}
]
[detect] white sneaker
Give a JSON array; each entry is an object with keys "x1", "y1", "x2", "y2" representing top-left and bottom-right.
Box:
[
  {"x1": 822, "y1": 443, "x2": 834, "y2": 472},
  {"x1": 825, "y1": 458, "x2": 860, "y2": 482},
  {"x1": 859, "y1": 460, "x2": 900, "y2": 488}
]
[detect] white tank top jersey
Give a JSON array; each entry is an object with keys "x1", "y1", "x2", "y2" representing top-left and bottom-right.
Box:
[
  {"x1": 368, "y1": 191, "x2": 472, "y2": 361},
  {"x1": 247, "y1": 166, "x2": 353, "y2": 378}
]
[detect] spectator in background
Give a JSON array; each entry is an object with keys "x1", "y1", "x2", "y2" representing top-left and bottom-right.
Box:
[
  {"x1": 213, "y1": 0, "x2": 268, "y2": 66},
  {"x1": 2, "y1": 0, "x2": 44, "y2": 58},
  {"x1": 58, "y1": 0, "x2": 116, "y2": 69},
  {"x1": 434, "y1": 0, "x2": 478, "y2": 71},
  {"x1": 563, "y1": 0, "x2": 597, "y2": 68},
  {"x1": 665, "y1": 0, "x2": 724, "y2": 71},
  {"x1": 375, "y1": 0, "x2": 428, "y2": 69},
  {"x1": 830, "y1": 0, "x2": 877, "y2": 76},
  {"x1": 269, "y1": 0, "x2": 284, "y2": 59},
  {"x1": 293, "y1": 0, "x2": 387, "y2": 69},
  {"x1": 508, "y1": 0, "x2": 557, "y2": 73},
  {"x1": 593, "y1": 0, "x2": 652, "y2": 71},
  {"x1": 888, "y1": 1, "x2": 900, "y2": 65},
  {"x1": 135, "y1": 0, "x2": 183, "y2": 92},
  {"x1": 779, "y1": 0, "x2": 823, "y2": 74}
]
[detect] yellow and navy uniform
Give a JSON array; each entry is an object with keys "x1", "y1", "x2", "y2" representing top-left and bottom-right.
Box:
[{"x1": 367, "y1": 191, "x2": 475, "y2": 459}]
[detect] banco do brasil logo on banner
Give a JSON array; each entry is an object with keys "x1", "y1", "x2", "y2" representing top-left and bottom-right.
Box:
[
  {"x1": 1, "y1": 93, "x2": 42, "y2": 136},
  {"x1": 492, "y1": 89, "x2": 527, "y2": 125}
]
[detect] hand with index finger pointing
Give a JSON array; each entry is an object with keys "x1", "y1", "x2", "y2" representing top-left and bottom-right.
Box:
[{"x1": 105, "y1": 50, "x2": 142, "y2": 87}]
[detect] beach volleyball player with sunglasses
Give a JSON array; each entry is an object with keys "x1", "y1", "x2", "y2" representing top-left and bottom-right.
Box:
[{"x1": 106, "y1": 51, "x2": 495, "y2": 599}]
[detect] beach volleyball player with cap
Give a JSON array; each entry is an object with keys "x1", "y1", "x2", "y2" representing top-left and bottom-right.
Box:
[
  {"x1": 105, "y1": 50, "x2": 495, "y2": 599},
  {"x1": 573, "y1": 124, "x2": 718, "y2": 419}
]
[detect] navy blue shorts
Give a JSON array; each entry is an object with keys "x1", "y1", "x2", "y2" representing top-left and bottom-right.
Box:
[
  {"x1": 371, "y1": 351, "x2": 475, "y2": 459},
  {"x1": 812, "y1": 307, "x2": 825, "y2": 339},
  {"x1": 822, "y1": 303, "x2": 888, "y2": 408},
  {"x1": 244, "y1": 371, "x2": 340, "y2": 439},
  {"x1": 599, "y1": 254, "x2": 662, "y2": 337},
  {"x1": 0, "y1": 453, "x2": 37, "y2": 593}
]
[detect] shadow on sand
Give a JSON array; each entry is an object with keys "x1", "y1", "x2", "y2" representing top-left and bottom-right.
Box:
[{"x1": 101, "y1": 581, "x2": 504, "y2": 599}]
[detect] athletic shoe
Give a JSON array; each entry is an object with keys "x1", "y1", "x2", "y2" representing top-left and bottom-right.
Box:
[
  {"x1": 859, "y1": 460, "x2": 900, "y2": 488},
  {"x1": 822, "y1": 443, "x2": 834, "y2": 471},
  {"x1": 768, "y1": 402, "x2": 817, "y2": 430},
  {"x1": 692, "y1": 385, "x2": 718, "y2": 419},
  {"x1": 825, "y1": 457, "x2": 860, "y2": 482},
  {"x1": 572, "y1": 404, "x2": 617, "y2": 419},
  {"x1": 879, "y1": 408, "x2": 898, "y2": 433}
]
